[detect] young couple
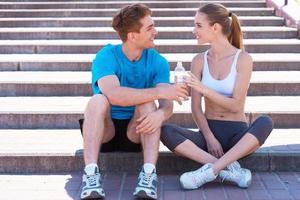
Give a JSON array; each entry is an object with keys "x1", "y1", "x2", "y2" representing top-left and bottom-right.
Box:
[{"x1": 79, "y1": 3, "x2": 274, "y2": 200}]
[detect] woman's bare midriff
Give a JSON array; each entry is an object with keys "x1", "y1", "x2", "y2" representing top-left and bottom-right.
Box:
[{"x1": 204, "y1": 98, "x2": 247, "y2": 123}]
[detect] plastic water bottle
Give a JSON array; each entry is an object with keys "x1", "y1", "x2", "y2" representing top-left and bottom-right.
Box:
[{"x1": 174, "y1": 61, "x2": 186, "y2": 83}]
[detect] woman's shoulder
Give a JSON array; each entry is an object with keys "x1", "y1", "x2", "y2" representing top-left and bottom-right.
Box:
[
  {"x1": 237, "y1": 50, "x2": 253, "y2": 72},
  {"x1": 191, "y1": 52, "x2": 206, "y2": 73},
  {"x1": 238, "y1": 50, "x2": 252, "y2": 63}
]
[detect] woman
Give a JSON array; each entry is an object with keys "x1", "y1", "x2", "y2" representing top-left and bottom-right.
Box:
[{"x1": 161, "y1": 3, "x2": 273, "y2": 189}]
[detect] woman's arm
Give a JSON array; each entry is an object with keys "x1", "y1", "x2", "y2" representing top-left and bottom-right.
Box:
[{"x1": 190, "y1": 54, "x2": 224, "y2": 158}]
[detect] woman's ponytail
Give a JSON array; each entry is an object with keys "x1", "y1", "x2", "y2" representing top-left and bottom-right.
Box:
[{"x1": 228, "y1": 13, "x2": 244, "y2": 49}]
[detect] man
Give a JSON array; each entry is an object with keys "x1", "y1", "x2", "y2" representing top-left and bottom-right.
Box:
[{"x1": 80, "y1": 4, "x2": 188, "y2": 200}]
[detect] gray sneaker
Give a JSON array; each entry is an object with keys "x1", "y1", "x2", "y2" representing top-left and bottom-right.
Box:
[
  {"x1": 219, "y1": 161, "x2": 252, "y2": 188},
  {"x1": 133, "y1": 168, "x2": 158, "y2": 199},
  {"x1": 80, "y1": 167, "x2": 105, "y2": 199}
]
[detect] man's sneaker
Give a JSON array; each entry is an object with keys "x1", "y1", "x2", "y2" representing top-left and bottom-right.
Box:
[
  {"x1": 219, "y1": 161, "x2": 252, "y2": 188},
  {"x1": 179, "y1": 163, "x2": 217, "y2": 190},
  {"x1": 81, "y1": 167, "x2": 105, "y2": 199},
  {"x1": 133, "y1": 168, "x2": 158, "y2": 199}
]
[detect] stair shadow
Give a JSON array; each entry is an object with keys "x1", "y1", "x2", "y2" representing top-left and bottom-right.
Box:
[{"x1": 64, "y1": 172, "x2": 82, "y2": 200}]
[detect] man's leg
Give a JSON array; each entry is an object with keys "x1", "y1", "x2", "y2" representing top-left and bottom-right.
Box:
[
  {"x1": 81, "y1": 94, "x2": 115, "y2": 200},
  {"x1": 127, "y1": 101, "x2": 160, "y2": 200}
]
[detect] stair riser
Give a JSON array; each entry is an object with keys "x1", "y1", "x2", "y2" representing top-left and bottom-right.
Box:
[
  {"x1": 1, "y1": 44, "x2": 299, "y2": 54},
  {"x1": 0, "y1": 83, "x2": 299, "y2": 96},
  {"x1": 0, "y1": 2, "x2": 266, "y2": 9},
  {"x1": 0, "y1": 31, "x2": 296, "y2": 40},
  {"x1": 0, "y1": 10, "x2": 274, "y2": 17},
  {"x1": 0, "y1": 113, "x2": 299, "y2": 129},
  {"x1": 1, "y1": 61, "x2": 299, "y2": 71},
  {"x1": 0, "y1": 19, "x2": 284, "y2": 27},
  {"x1": 1, "y1": 152, "x2": 299, "y2": 173}
]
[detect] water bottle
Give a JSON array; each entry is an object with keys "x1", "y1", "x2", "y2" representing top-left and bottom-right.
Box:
[{"x1": 174, "y1": 61, "x2": 186, "y2": 83}]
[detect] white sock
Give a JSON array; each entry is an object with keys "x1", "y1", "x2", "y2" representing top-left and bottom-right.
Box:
[
  {"x1": 143, "y1": 163, "x2": 156, "y2": 174},
  {"x1": 84, "y1": 163, "x2": 98, "y2": 175}
]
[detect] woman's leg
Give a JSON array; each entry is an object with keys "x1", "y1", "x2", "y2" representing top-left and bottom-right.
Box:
[
  {"x1": 212, "y1": 115, "x2": 274, "y2": 174},
  {"x1": 161, "y1": 123, "x2": 218, "y2": 164}
]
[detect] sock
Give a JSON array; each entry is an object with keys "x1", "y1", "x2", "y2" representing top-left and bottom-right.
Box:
[
  {"x1": 84, "y1": 163, "x2": 99, "y2": 175},
  {"x1": 143, "y1": 163, "x2": 156, "y2": 174}
]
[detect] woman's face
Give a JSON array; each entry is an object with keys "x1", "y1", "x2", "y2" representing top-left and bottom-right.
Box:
[{"x1": 192, "y1": 12, "x2": 215, "y2": 45}]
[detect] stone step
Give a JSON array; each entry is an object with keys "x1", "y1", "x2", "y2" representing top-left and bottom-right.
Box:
[
  {"x1": 0, "y1": 26, "x2": 296, "y2": 40},
  {"x1": 1, "y1": 39, "x2": 299, "y2": 54},
  {"x1": 0, "y1": 71, "x2": 299, "y2": 96},
  {"x1": 0, "y1": 0, "x2": 267, "y2": 1},
  {"x1": 0, "y1": 16, "x2": 284, "y2": 27},
  {"x1": 1, "y1": 53, "x2": 299, "y2": 71},
  {"x1": 0, "y1": 96, "x2": 299, "y2": 129},
  {"x1": 0, "y1": 129, "x2": 299, "y2": 173},
  {"x1": 0, "y1": 7, "x2": 274, "y2": 17},
  {"x1": 0, "y1": 1, "x2": 267, "y2": 9}
]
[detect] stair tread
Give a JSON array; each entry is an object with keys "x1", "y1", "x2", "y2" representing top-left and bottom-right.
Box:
[
  {"x1": 0, "y1": 26, "x2": 296, "y2": 32},
  {"x1": 0, "y1": 129, "x2": 299, "y2": 155},
  {"x1": 0, "y1": 71, "x2": 300, "y2": 84},
  {"x1": 0, "y1": 38, "x2": 299, "y2": 45},
  {"x1": 0, "y1": 96, "x2": 299, "y2": 113},
  {"x1": 1, "y1": 53, "x2": 299, "y2": 62}
]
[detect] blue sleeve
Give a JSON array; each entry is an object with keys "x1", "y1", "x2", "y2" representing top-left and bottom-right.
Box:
[
  {"x1": 152, "y1": 53, "x2": 170, "y2": 86},
  {"x1": 91, "y1": 45, "x2": 116, "y2": 94}
]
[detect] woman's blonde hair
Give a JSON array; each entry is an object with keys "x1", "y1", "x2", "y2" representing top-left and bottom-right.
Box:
[{"x1": 199, "y1": 3, "x2": 244, "y2": 49}]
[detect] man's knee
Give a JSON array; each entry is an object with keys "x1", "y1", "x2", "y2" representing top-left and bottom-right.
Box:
[
  {"x1": 85, "y1": 94, "x2": 110, "y2": 118},
  {"x1": 136, "y1": 101, "x2": 156, "y2": 115}
]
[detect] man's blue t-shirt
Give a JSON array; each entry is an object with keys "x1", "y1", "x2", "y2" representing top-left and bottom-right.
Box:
[{"x1": 91, "y1": 44, "x2": 170, "y2": 119}]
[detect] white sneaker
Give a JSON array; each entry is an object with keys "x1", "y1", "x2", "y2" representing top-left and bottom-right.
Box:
[
  {"x1": 133, "y1": 168, "x2": 158, "y2": 199},
  {"x1": 219, "y1": 161, "x2": 252, "y2": 188},
  {"x1": 80, "y1": 167, "x2": 105, "y2": 199},
  {"x1": 179, "y1": 163, "x2": 217, "y2": 190}
]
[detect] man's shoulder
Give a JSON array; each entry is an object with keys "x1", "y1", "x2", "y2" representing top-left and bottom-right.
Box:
[
  {"x1": 146, "y1": 48, "x2": 168, "y2": 63},
  {"x1": 96, "y1": 44, "x2": 119, "y2": 56}
]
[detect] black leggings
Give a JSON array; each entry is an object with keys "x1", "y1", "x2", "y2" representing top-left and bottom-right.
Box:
[{"x1": 160, "y1": 115, "x2": 274, "y2": 153}]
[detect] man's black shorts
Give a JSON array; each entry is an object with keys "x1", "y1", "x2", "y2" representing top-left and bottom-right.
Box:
[{"x1": 79, "y1": 118, "x2": 142, "y2": 152}]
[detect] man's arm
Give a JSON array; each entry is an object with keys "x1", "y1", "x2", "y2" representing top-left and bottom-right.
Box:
[{"x1": 98, "y1": 75, "x2": 188, "y2": 106}]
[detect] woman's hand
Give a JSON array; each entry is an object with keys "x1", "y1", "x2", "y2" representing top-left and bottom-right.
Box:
[
  {"x1": 205, "y1": 134, "x2": 224, "y2": 158},
  {"x1": 184, "y1": 72, "x2": 207, "y2": 95}
]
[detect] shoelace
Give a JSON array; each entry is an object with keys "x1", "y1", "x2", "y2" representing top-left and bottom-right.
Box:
[
  {"x1": 87, "y1": 174, "x2": 98, "y2": 186},
  {"x1": 221, "y1": 162, "x2": 244, "y2": 182},
  {"x1": 141, "y1": 172, "x2": 153, "y2": 185}
]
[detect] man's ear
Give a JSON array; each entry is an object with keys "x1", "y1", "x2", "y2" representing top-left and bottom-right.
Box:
[{"x1": 127, "y1": 32, "x2": 135, "y2": 42}]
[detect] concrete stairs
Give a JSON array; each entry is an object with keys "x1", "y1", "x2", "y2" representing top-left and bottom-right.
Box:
[{"x1": 0, "y1": 0, "x2": 299, "y2": 173}]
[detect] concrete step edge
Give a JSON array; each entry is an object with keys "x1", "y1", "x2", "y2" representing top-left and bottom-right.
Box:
[{"x1": 0, "y1": 129, "x2": 299, "y2": 173}]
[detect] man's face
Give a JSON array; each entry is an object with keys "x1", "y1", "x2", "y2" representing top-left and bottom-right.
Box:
[{"x1": 133, "y1": 15, "x2": 158, "y2": 49}]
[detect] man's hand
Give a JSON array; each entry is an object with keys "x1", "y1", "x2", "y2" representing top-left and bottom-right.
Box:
[
  {"x1": 157, "y1": 84, "x2": 189, "y2": 105},
  {"x1": 136, "y1": 110, "x2": 164, "y2": 134}
]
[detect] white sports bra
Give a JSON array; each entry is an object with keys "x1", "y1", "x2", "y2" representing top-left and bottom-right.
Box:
[{"x1": 201, "y1": 49, "x2": 241, "y2": 97}]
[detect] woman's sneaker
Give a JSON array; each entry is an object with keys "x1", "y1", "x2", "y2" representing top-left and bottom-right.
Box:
[
  {"x1": 219, "y1": 161, "x2": 252, "y2": 188},
  {"x1": 80, "y1": 167, "x2": 105, "y2": 199},
  {"x1": 133, "y1": 168, "x2": 158, "y2": 199},
  {"x1": 179, "y1": 163, "x2": 217, "y2": 190}
]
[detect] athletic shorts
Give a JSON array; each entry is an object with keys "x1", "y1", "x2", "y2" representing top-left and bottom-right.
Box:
[{"x1": 79, "y1": 118, "x2": 142, "y2": 152}]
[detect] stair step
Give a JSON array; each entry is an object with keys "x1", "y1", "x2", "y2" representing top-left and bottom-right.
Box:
[
  {"x1": 0, "y1": 26, "x2": 296, "y2": 39},
  {"x1": 0, "y1": 16, "x2": 284, "y2": 27},
  {"x1": 0, "y1": 129, "x2": 299, "y2": 173},
  {"x1": 0, "y1": 1, "x2": 267, "y2": 9},
  {"x1": 0, "y1": 8, "x2": 274, "y2": 18},
  {"x1": 0, "y1": 96, "x2": 299, "y2": 128},
  {"x1": 0, "y1": 71, "x2": 299, "y2": 96},
  {"x1": 1, "y1": 39, "x2": 299, "y2": 54},
  {"x1": 1, "y1": 53, "x2": 299, "y2": 71}
]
